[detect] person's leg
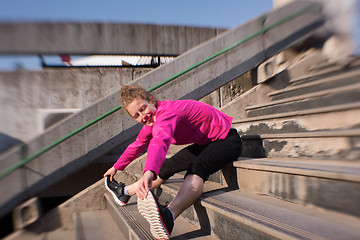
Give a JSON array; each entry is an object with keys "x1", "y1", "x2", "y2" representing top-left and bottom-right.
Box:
[
  {"x1": 157, "y1": 145, "x2": 198, "y2": 179},
  {"x1": 106, "y1": 175, "x2": 167, "y2": 207},
  {"x1": 138, "y1": 130, "x2": 242, "y2": 238},
  {"x1": 125, "y1": 177, "x2": 166, "y2": 195},
  {"x1": 109, "y1": 144, "x2": 199, "y2": 208},
  {"x1": 124, "y1": 145, "x2": 198, "y2": 196},
  {"x1": 167, "y1": 174, "x2": 203, "y2": 218},
  {"x1": 169, "y1": 129, "x2": 242, "y2": 219},
  {"x1": 137, "y1": 174, "x2": 204, "y2": 239}
]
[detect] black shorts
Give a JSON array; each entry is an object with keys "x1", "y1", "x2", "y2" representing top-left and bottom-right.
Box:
[{"x1": 158, "y1": 129, "x2": 242, "y2": 181}]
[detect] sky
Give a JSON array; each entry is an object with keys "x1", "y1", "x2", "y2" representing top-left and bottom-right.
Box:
[{"x1": 0, "y1": 0, "x2": 273, "y2": 70}]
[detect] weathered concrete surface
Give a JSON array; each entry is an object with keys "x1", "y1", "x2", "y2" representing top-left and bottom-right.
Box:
[
  {"x1": 257, "y1": 48, "x2": 327, "y2": 84},
  {"x1": 14, "y1": 181, "x2": 98, "y2": 238},
  {"x1": 221, "y1": 70, "x2": 291, "y2": 121},
  {"x1": 0, "y1": 67, "x2": 254, "y2": 147},
  {"x1": 5, "y1": 172, "x2": 135, "y2": 240},
  {"x1": 235, "y1": 105, "x2": 360, "y2": 135},
  {"x1": 160, "y1": 174, "x2": 360, "y2": 240},
  {"x1": 0, "y1": 23, "x2": 226, "y2": 55},
  {"x1": 12, "y1": 197, "x2": 41, "y2": 230},
  {"x1": 262, "y1": 134, "x2": 360, "y2": 160},
  {"x1": 235, "y1": 158, "x2": 360, "y2": 217},
  {"x1": 0, "y1": 67, "x2": 152, "y2": 143},
  {"x1": 0, "y1": 1, "x2": 325, "y2": 219},
  {"x1": 249, "y1": 87, "x2": 360, "y2": 117}
]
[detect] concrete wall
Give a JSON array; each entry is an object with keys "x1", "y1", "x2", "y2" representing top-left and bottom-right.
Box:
[
  {"x1": 0, "y1": 67, "x2": 152, "y2": 143},
  {"x1": 0, "y1": 23, "x2": 227, "y2": 55},
  {"x1": 0, "y1": 67, "x2": 254, "y2": 149},
  {"x1": 0, "y1": 23, "x2": 227, "y2": 148}
]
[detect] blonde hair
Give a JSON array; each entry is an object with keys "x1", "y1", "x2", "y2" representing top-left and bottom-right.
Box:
[{"x1": 120, "y1": 84, "x2": 156, "y2": 112}]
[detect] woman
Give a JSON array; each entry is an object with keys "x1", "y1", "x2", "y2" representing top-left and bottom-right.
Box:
[{"x1": 104, "y1": 84, "x2": 242, "y2": 239}]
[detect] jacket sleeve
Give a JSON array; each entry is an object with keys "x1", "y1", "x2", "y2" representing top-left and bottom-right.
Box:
[
  {"x1": 143, "y1": 111, "x2": 180, "y2": 176},
  {"x1": 113, "y1": 126, "x2": 152, "y2": 171}
]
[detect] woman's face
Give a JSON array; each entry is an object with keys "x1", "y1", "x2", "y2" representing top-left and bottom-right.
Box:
[{"x1": 126, "y1": 97, "x2": 157, "y2": 126}]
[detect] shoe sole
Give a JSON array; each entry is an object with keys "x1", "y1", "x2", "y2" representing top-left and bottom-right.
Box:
[
  {"x1": 137, "y1": 191, "x2": 170, "y2": 240},
  {"x1": 104, "y1": 178, "x2": 127, "y2": 206}
]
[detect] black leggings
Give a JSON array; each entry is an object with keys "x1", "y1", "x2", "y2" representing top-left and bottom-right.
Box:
[{"x1": 158, "y1": 129, "x2": 242, "y2": 181}]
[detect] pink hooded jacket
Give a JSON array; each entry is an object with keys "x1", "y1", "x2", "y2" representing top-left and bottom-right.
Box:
[{"x1": 113, "y1": 99, "x2": 233, "y2": 176}]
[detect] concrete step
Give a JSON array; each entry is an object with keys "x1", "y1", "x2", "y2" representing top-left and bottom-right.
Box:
[
  {"x1": 246, "y1": 82, "x2": 360, "y2": 115},
  {"x1": 74, "y1": 210, "x2": 126, "y2": 240},
  {"x1": 4, "y1": 229, "x2": 75, "y2": 240},
  {"x1": 173, "y1": 154, "x2": 360, "y2": 217},
  {"x1": 104, "y1": 193, "x2": 219, "y2": 240},
  {"x1": 160, "y1": 175, "x2": 360, "y2": 240},
  {"x1": 269, "y1": 68, "x2": 360, "y2": 101},
  {"x1": 235, "y1": 102, "x2": 360, "y2": 135},
  {"x1": 240, "y1": 129, "x2": 360, "y2": 160},
  {"x1": 233, "y1": 157, "x2": 360, "y2": 217},
  {"x1": 289, "y1": 57, "x2": 360, "y2": 86},
  {"x1": 248, "y1": 87, "x2": 360, "y2": 118},
  {"x1": 105, "y1": 193, "x2": 154, "y2": 240}
]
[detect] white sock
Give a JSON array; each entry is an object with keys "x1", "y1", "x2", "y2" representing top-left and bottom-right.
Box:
[
  {"x1": 167, "y1": 207, "x2": 175, "y2": 221},
  {"x1": 123, "y1": 186, "x2": 129, "y2": 196}
]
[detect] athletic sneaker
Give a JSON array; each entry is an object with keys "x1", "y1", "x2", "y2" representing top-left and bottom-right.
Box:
[
  {"x1": 104, "y1": 176, "x2": 131, "y2": 206},
  {"x1": 137, "y1": 190, "x2": 174, "y2": 240}
]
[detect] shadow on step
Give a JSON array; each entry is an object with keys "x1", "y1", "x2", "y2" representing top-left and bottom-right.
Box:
[
  {"x1": 171, "y1": 229, "x2": 211, "y2": 239},
  {"x1": 241, "y1": 134, "x2": 266, "y2": 158},
  {"x1": 194, "y1": 186, "x2": 239, "y2": 237}
]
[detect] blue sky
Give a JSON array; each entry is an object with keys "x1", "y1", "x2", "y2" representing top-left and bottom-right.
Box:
[{"x1": 0, "y1": 0, "x2": 273, "y2": 70}]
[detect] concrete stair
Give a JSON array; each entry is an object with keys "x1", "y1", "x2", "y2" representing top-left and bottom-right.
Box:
[
  {"x1": 233, "y1": 157, "x2": 360, "y2": 217},
  {"x1": 157, "y1": 174, "x2": 360, "y2": 240},
  {"x1": 233, "y1": 62, "x2": 360, "y2": 162},
  {"x1": 62, "y1": 158, "x2": 360, "y2": 239},
  {"x1": 247, "y1": 68, "x2": 360, "y2": 117},
  {"x1": 69, "y1": 60, "x2": 360, "y2": 240},
  {"x1": 103, "y1": 193, "x2": 219, "y2": 240},
  {"x1": 5, "y1": 57, "x2": 360, "y2": 239},
  {"x1": 6, "y1": 161, "x2": 360, "y2": 240},
  {"x1": 198, "y1": 61, "x2": 360, "y2": 238},
  {"x1": 240, "y1": 129, "x2": 360, "y2": 160},
  {"x1": 73, "y1": 165, "x2": 357, "y2": 239},
  {"x1": 4, "y1": 229, "x2": 75, "y2": 240},
  {"x1": 289, "y1": 58, "x2": 360, "y2": 86},
  {"x1": 74, "y1": 210, "x2": 126, "y2": 240}
]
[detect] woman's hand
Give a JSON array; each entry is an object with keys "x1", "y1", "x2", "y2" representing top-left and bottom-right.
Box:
[
  {"x1": 136, "y1": 171, "x2": 155, "y2": 199},
  {"x1": 103, "y1": 167, "x2": 117, "y2": 181}
]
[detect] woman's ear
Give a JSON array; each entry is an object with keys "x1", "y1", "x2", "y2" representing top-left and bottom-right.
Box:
[
  {"x1": 149, "y1": 96, "x2": 156, "y2": 104},
  {"x1": 151, "y1": 97, "x2": 158, "y2": 108}
]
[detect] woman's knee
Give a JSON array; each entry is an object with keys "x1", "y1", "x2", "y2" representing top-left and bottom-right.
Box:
[{"x1": 184, "y1": 174, "x2": 204, "y2": 192}]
